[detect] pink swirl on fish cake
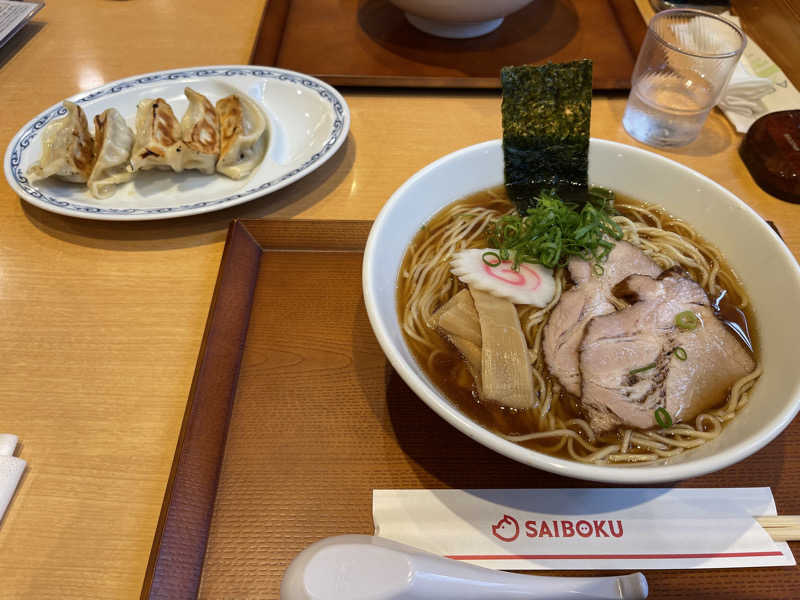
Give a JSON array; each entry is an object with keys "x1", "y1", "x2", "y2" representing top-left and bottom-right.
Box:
[{"x1": 483, "y1": 261, "x2": 542, "y2": 289}]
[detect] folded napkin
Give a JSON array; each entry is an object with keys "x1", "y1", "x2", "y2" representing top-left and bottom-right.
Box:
[
  {"x1": 716, "y1": 12, "x2": 800, "y2": 133},
  {"x1": 0, "y1": 434, "x2": 25, "y2": 523},
  {"x1": 718, "y1": 60, "x2": 776, "y2": 116}
]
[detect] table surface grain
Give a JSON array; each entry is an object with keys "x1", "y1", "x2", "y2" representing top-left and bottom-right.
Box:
[{"x1": 0, "y1": 1, "x2": 798, "y2": 598}]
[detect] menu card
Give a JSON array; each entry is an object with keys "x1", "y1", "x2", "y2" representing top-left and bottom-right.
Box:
[
  {"x1": 373, "y1": 488, "x2": 795, "y2": 570},
  {"x1": 0, "y1": 1, "x2": 43, "y2": 49}
]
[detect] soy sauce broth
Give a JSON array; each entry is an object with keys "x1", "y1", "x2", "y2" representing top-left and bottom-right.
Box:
[{"x1": 397, "y1": 187, "x2": 757, "y2": 457}]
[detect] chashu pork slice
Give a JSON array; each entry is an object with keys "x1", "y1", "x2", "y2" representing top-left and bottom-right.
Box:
[
  {"x1": 579, "y1": 269, "x2": 756, "y2": 432},
  {"x1": 433, "y1": 287, "x2": 534, "y2": 410},
  {"x1": 542, "y1": 241, "x2": 662, "y2": 396}
]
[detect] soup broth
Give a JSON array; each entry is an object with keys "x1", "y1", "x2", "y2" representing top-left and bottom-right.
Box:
[{"x1": 397, "y1": 186, "x2": 759, "y2": 463}]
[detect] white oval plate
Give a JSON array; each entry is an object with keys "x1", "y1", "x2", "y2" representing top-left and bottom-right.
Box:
[{"x1": 4, "y1": 66, "x2": 350, "y2": 221}]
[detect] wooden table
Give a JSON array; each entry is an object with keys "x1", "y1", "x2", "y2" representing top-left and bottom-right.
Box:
[{"x1": 0, "y1": 2, "x2": 797, "y2": 599}]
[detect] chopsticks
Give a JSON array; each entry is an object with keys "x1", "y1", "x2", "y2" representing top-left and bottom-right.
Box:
[{"x1": 757, "y1": 516, "x2": 800, "y2": 542}]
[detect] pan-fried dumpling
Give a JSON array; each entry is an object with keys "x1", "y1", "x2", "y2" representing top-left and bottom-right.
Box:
[
  {"x1": 180, "y1": 88, "x2": 219, "y2": 174},
  {"x1": 27, "y1": 101, "x2": 95, "y2": 183},
  {"x1": 87, "y1": 109, "x2": 134, "y2": 199},
  {"x1": 216, "y1": 93, "x2": 268, "y2": 180},
  {"x1": 129, "y1": 98, "x2": 183, "y2": 173}
]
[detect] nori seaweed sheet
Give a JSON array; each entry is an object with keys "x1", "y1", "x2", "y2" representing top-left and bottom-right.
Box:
[{"x1": 501, "y1": 60, "x2": 592, "y2": 212}]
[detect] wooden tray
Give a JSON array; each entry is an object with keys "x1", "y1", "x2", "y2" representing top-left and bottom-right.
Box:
[
  {"x1": 251, "y1": 0, "x2": 646, "y2": 89},
  {"x1": 141, "y1": 219, "x2": 800, "y2": 599}
]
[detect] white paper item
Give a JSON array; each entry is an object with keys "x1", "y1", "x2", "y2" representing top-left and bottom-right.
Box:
[
  {"x1": 373, "y1": 488, "x2": 795, "y2": 571},
  {"x1": 717, "y1": 12, "x2": 800, "y2": 133},
  {"x1": 0, "y1": 433, "x2": 17, "y2": 456},
  {"x1": 718, "y1": 61, "x2": 776, "y2": 116},
  {"x1": 0, "y1": 1, "x2": 43, "y2": 50},
  {"x1": 0, "y1": 434, "x2": 25, "y2": 522}
]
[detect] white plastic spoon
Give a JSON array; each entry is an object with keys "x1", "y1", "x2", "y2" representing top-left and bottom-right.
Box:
[{"x1": 281, "y1": 534, "x2": 648, "y2": 600}]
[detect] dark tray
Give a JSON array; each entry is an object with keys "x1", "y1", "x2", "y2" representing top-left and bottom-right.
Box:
[
  {"x1": 251, "y1": 0, "x2": 646, "y2": 89},
  {"x1": 141, "y1": 219, "x2": 799, "y2": 599}
]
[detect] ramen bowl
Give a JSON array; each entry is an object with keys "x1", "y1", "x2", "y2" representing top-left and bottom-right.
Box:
[
  {"x1": 363, "y1": 139, "x2": 800, "y2": 484},
  {"x1": 389, "y1": 0, "x2": 535, "y2": 38}
]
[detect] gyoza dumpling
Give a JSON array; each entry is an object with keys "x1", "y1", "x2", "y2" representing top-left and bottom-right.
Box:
[
  {"x1": 27, "y1": 101, "x2": 95, "y2": 183},
  {"x1": 216, "y1": 93, "x2": 268, "y2": 180},
  {"x1": 129, "y1": 98, "x2": 183, "y2": 173},
  {"x1": 180, "y1": 88, "x2": 219, "y2": 174},
  {"x1": 87, "y1": 109, "x2": 134, "y2": 199}
]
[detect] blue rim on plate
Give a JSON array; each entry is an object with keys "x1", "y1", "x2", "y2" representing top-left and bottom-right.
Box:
[{"x1": 4, "y1": 65, "x2": 350, "y2": 220}]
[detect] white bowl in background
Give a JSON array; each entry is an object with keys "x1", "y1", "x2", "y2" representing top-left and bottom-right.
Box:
[
  {"x1": 389, "y1": 0, "x2": 535, "y2": 38},
  {"x1": 363, "y1": 138, "x2": 800, "y2": 484}
]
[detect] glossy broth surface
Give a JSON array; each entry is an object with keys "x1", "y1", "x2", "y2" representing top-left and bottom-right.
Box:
[{"x1": 397, "y1": 187, "x2": 756, "y2": 456}]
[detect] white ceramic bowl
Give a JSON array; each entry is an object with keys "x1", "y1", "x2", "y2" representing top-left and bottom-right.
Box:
[
  {"x1": 389, "y1": 0, "x2": 535, "y2": 38},
  {"x1": 363, "y1": 139, "x2": 800, "y2": 484}
]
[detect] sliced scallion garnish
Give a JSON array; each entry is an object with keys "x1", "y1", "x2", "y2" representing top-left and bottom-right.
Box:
[
  {"x1": 674, "y1": 347, "x2": 687, "y2": 361},
  {"x1": 629, "y1": 362, "x2": 656, "y2": 375},
  {"x1": 482, "y1": 251, "x2": 502, "y2": 267},
  {"x1": 675, "y1": 311, "x2": 699, "y2": 330},
  {"x1": 486, "y1": 188, "x2": 621, "y2": 271},
  {"x1": 654, "y1": 407, "x2": 673, "y2": 429},
  {"x1": 588, "y1": 186, "x2": 615, "y2": 203}
]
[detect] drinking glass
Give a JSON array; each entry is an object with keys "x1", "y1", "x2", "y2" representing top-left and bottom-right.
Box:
[{"x1": 622, "y1": 9, "x2": 745, "y2": 147}]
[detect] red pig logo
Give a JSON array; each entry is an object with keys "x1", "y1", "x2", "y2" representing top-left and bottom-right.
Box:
[{"x1": 491, "y1": 514, "x2": 520, "y2": 542}]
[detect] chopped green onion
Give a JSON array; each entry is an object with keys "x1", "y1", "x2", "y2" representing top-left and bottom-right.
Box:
[
  {"x1": 654, "y1": 407, "x2": 673, "y2": 429},
  {"x1": 588, "y1": 186, "x2": 615, "y2": 203},
  {"x1": 675, "y1": 311, "x2": 699, "y2": 331},
  {"x1": 673, "y1": 347, "x2": 687, "y2": 361},
  {"x1": 592, "y1": 264, "x2": 605, "y2": 276},
  {"x1": 482, "y1": 251, "x2": 502, "y2": 267},
  {"x1": 486, "y1": 188, "x2": 622, "y2": 271},
  {"x1": 629, "y1": 362, "x2": 657, "y2": 375}
]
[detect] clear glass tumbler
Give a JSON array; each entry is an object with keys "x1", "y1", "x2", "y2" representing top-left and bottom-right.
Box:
[{"x1": 622, "y1": 9, "x2": 746, "y2": 147}]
